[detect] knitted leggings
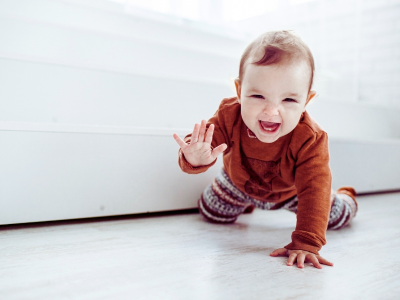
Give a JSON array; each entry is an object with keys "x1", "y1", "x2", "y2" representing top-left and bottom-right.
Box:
[{"x1": 198, "y1": 169, "x2": 358, "y2": 230}]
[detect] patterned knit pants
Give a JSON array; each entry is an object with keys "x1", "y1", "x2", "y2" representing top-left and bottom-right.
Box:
[{"x1": 199, "y1": 169, "x2": 358, "y2": 230}]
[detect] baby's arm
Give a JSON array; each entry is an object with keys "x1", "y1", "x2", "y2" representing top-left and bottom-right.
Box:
[
  {"x1": 270, "y1": 131, "x2": 333, "y2": 269},
  {"x1": 173, "y1": 120, "x2": 227, "y2": 167}
]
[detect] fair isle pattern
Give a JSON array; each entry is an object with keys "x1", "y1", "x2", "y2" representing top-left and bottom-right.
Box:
[
  {"x1": 217, "y1": 170, "x2": 277, "y2": 210},
  {"x1": 198, "y1": 197, "x2": 238, "y2": 223},
  {"x1": 216, "y1": 170, "x2": 251, "y2": 203},
  {"x1": 203, "y1": 184, "x2": 245, "y2": 217},
  {"x1": 199, "y1": 169, "x2": 296, "y2": 223},
  {"x1": 328, "y1": 194, "x2": 358, "y2": 230},
  {"x1": 199, "y1": 169, "x2": 357, "y2": 229},
  {"x1": 340, "y1": 194, "x2": 358, "y2": 219}
]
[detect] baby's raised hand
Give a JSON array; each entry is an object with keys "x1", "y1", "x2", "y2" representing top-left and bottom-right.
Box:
[
  {"x1": 270, "y1": 248, "x2": 334, "y2": 269},
  {"x1": 173, "y1": 120, "x2": 227, "y2": 167}
]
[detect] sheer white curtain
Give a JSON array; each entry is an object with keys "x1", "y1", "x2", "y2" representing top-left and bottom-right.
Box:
[
  {"x1": 110, "y1": 0, "x2": 400, "y2": 108},
  {"x1": 111, "y1": 0, "x2": 281, "y2": 22}
]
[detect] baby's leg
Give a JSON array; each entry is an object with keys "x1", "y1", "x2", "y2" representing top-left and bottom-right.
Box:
[
  {"x1": 280, "y1": 187, "x2": 358, "y2": 229},
  {"x1": 328, "y1": 187, "x2": 358, "y2": 230},
  {"x1": 198, "y1": 169, "x2": 251, "y2": 223}
]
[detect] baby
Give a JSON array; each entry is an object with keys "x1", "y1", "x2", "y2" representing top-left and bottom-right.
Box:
[{"x1": 173, "y1": 30, "x2": 357, "y2": 269}]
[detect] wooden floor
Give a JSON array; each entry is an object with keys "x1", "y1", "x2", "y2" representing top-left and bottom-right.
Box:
[{"x1": 1, "y1": 193, "x2": 400, "y2": 300}]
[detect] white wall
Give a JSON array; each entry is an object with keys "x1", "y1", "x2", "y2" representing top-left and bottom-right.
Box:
[
  {"x1": 0, "y1": 0, "x2": 248, "y2": 129},
  {"x1": 232, "y1": 0, "x2": 400, "y2": 108},
  {"x1": 2, "y1": 0, "x2": 399, "y2": 135}
]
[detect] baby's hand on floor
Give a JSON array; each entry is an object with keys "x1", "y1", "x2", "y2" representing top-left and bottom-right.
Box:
[
  {"x1": 269, "y1": 248, "x2": 333, "y2": 269},
  {"x1": 173, "y1": 120, "x2": 227, "y2": 167}
]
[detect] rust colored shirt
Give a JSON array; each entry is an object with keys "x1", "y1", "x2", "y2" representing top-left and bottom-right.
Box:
[{"x1": 178, "y1": 97, "x2": 332, "y2": 255}]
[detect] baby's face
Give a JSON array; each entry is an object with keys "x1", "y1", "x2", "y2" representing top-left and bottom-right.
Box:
[{"x1": 236, "y1": 61, "x2": 315, "y2": 143}]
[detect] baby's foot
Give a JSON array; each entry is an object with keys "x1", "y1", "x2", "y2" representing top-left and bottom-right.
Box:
[
  {"x1": 336, "y1": 186, "x2": 358, "y2": 216},
  {"x1": 243, "y1": 205, "x2": 255, "y2": 214}
]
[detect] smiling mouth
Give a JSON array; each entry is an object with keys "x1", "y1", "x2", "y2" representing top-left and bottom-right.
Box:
[{"x1": 259, "y1": 120, "x2": 281, "y2": 133}]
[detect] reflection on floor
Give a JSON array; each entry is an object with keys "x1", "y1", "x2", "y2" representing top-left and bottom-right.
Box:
[{"x1": 1, "y1": 193, "x2": 399, "y2": 299}]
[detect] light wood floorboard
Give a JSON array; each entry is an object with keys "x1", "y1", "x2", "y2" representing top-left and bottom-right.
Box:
[{"x1": 1, "y1": 193, "x2": 400, "y2": 300}]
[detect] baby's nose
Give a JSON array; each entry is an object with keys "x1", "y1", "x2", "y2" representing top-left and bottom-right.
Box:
[{"x1": 263, "y1": 103, "x2": 279, "y2": 116}]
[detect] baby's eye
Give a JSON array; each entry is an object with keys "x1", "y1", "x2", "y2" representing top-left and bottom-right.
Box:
[
  {"x1": 283, "y1": 98, "x2": 297, "y2": 102},
  {"x1": 251, "y1": 94, "x2": 264, "y2": 99}
]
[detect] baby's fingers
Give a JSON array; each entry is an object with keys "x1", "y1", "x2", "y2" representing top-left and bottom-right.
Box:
[
  {"x1": 198, "y1": 120, "x2": 207, "y2": 143},
  {"x1": 307, "y1": 255, "x2": 322, "y2": 269},
  {"x1": 191, "y1": 123, "x2": 200, "y2": 144},
  {"x1": 173, "y1": 133, "x2": 187, "y2": 149},
  {"x1": 204, "y1": 124, "x2": 214, "y2": 145},
  {"x1": 287, "y1": 253, "x2": 298, "y2": 266},
  {"x1": 317, "y1": 256, "x2": 334, "y2": 266},
  {"x1": 297, "y1": 253, "x2": 306, "y2": 268},
  {"x1": 211, "y1": 143, "x2": 227, "y2": 159},
  {"x1": 269, "y1": 248, "x2": 288, "y2": 257}
]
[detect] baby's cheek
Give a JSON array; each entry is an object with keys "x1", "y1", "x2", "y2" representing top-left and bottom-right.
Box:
[
  {"x1": 241, "y1": 106, "x2": 256, "y2": 121},
  {"x1": 283, "y1": 113, "x2": 302, "y2": 132},
  {"x1": 241, "y1": 113, "x2": 254, "y2": 128}
]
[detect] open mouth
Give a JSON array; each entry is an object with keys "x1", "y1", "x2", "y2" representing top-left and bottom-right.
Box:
[{"x1": 259, "y1": 120, "x2": 281, "y2": 133}]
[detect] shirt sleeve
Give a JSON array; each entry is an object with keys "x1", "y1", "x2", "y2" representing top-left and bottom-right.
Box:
[
  {"x1": 284, "y1": 131, "x2": 332, "y2": 255},
  {"x1": 177, "y1": 99, "x2": 233, "y2": 174}
]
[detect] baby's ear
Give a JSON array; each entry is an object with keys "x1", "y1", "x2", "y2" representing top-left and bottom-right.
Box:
[
  {"x1": 234, "y1": 79, "x2": 241, "y2": 104},
  {"x1": 304, "y1": 90, "x2": 317, "y2": 108}
]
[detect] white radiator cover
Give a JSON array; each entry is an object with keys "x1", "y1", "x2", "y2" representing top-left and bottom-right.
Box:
[
  {"x1": 1, "y1": 122, "x2": 400, "y2": 225},
  {"x1": 0, "y1": 124, "x2": 222, "y2": 225}
]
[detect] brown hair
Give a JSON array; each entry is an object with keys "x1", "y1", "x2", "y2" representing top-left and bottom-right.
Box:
[{"x1": 238, "y1": 30, "x2": 315, "y2": 91}]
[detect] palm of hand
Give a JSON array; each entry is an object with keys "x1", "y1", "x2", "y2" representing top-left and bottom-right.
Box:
[
  {"x1": 181, "y1": 140, "x2": 213, "y2": 166},
  {"x1": 173, "y1": 120, "x2": 227, "y2": 167}
]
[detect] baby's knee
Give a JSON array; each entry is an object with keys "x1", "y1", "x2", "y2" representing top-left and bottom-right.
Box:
[{"x1": 197, "y1": 197, "x2": 240, "y2": 224}]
